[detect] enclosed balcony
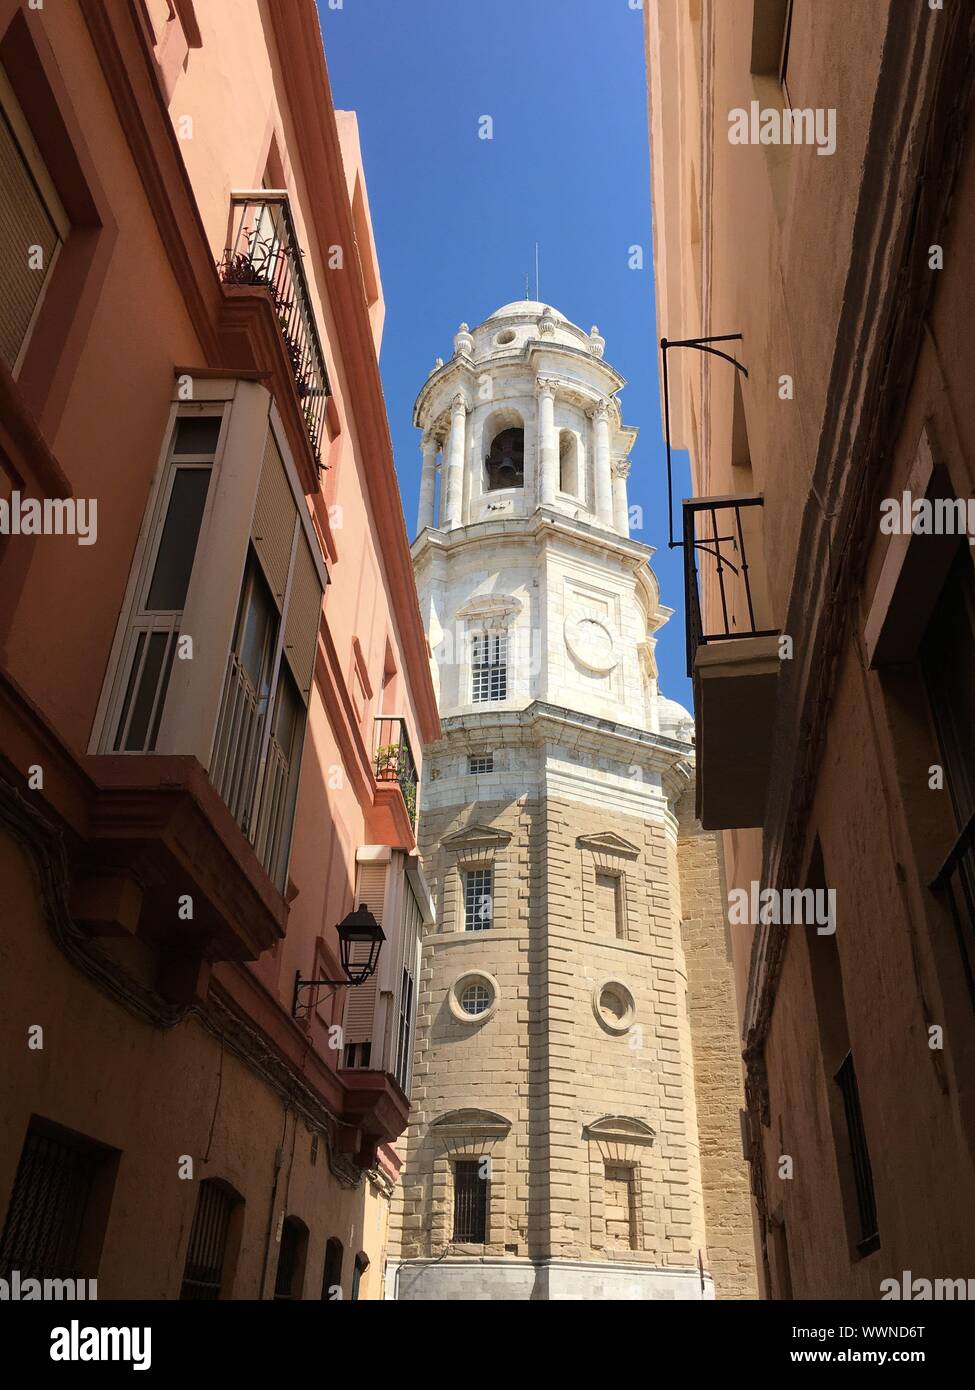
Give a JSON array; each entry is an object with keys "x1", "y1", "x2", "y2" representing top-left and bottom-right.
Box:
[
  {"x1": 683, "y1": 495, "x2": 780, "y2": 830},
  {"x1": 219, "y1": 193, "x2": 331, "y2": 469}
]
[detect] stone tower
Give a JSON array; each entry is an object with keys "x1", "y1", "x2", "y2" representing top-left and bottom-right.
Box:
[{"x1": 387, "y1": 302, "x2": 757, "y2": 1300}]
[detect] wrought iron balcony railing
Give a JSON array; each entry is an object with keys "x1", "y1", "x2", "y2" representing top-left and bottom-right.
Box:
[
  {"x1": 682, "y1": 495, "x2": 779, "y2": 677},
  {"x1": 220, "y1": 192, "x2": 331, "y2": 470},
  {"x1": 374, "y1": 716, "x2": 418, "y2": 831},
  {"x1": 930, "y1": 808, "x2": 975, "y2": 1012}
]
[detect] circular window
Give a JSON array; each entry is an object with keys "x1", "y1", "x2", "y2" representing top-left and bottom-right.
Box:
[
  {"x1": 592, "y1": 979, "x2": 636, "y2": 1035},
  {"x1": 460, "y1": 983, "x2": 491, "y2": 1016},
  {"x1": 495, "y1": 328, "x2": 516, "y2": 346},
  {"x1": 448, "y1": 970, "x2": 500, "y2": 1024}
]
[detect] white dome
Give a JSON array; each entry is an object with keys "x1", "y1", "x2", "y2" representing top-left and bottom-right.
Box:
[
  {"x1": 657, "y1": 694, "x2": 695, "y2": 743},
  {"x1": 487, "y1": 300, "x2": 570, "y2": 323}
]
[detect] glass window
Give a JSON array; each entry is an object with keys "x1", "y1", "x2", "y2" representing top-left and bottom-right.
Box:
[
  {"x1": 464, "y1": 868, "x2": 493, "y2": 931},
  {"x1": 471, "y1": 634, "x2": 507, "y2": 703},
  {"x1": 145, "y1": 468, "x2": 211, "y2": 611}
]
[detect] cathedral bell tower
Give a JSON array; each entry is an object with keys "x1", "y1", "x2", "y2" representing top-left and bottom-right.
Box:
[{"x1": 388, "y1": 301, "x2": 729, "y2": 1300}]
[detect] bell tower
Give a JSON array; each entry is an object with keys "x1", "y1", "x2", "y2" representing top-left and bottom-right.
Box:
[{"x1": 388, "y1": 302, "x2": 750, "y2": 1300}]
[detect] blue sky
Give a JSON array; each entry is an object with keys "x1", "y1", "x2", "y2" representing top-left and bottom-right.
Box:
[{"x1": 320, "y1": 0, "x2": 692, "y2": 706}]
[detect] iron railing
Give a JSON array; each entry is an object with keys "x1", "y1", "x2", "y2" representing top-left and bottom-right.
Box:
[
  {"x1": 220, "y1": 193, "x2": 331, "y2": 470},
  {"x1": 682, "y1": 495, "x2": 779, "y2": 677},
  {"x1": 374, "y1": 716, "x2": 418, "y2": 830},
  {"x1": 834, "y1": 1051, "x2": 880, "y2": 1255},
  {"x1": 930, "y1": 809, "x2": 975, "y2": 1013}
]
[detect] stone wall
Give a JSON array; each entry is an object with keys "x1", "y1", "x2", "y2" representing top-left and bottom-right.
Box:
[{"x1": 676, "y1": 786, "x2": 759, "y2": 1299}]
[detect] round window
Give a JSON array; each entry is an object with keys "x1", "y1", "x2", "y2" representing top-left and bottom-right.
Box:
[
  {"x1": 592, "y1": 979, "x2": 636, "y2": 1035},
  {"x1": 448, "y1": 970, "x2": 500, "y2": 1024},
  {"x1": 495, "y1": 328, "x2": 516, "y2": 346},
  {"x1": 461, "y1": 983, "x2": 491, "y2": 1016}
]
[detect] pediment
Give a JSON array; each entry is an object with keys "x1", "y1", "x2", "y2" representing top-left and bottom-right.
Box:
[
  {"x1": 431, "y1": 1108, "x2": 511, "y2": 1138},
  {"x1": 576, "y1": 831, "x2": 641, "y2": 859},
  {"x1": 455, "y1": 593, "x2": 522, "y2": 623},
  {"x1": 442, "y1": 823, "x2": 512, "y2": 850},
  {"x1": 583, "y1": 1115, "x2": 656, "y2": 1146}
]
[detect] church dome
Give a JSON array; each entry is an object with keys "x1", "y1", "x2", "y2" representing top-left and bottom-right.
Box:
[
  {"x1": 487, "y1": 300, "x2": 571, "y2": 323},
  {"x1": 657, "y1": 694, "x2": 695, "y2": 743}
]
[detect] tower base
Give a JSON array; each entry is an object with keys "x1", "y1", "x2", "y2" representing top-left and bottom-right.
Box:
[{"x1": 387, "y1": 1257, "x2": 715, "y2": 1301}]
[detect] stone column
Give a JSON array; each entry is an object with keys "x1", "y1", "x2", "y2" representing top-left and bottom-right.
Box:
[
  {"x1": 591, "y1": 399, "x2": 613, "y2": 527},
  {"x1": 536, "y1": 377, "x2": 557, "y2": 509},
  {"x1": 443, "y1": 392, "x2": 468, "y2": 529},
  {"x1": 612, "y1": 458, "x2": 631, "y2": 536},
  {"x1": 417, "y1": 430, "x2": 438, "y2": 533}
]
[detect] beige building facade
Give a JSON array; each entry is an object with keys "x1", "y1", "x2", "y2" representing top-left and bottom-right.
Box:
[
  {"x1": 647, "y1": 0, "x2": 975, "y2": 1298},
  {"x1": 387, "y1": 302, "x2": 757, "y2": 1299}
]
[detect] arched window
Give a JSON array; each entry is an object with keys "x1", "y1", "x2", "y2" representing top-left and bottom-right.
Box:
[
  {"x1": 350, "y1": 1252, "x2": 369, "y2": 1301},
  {"x1": 485, "y1": 428, "x2": 524, "y2": 490},
  {"x1": 321, "y1": 1236, "x2": 344, "y2": 1301},
  {"x1": 273, "y1": 1215, "x2": 308, "y2": 1300},
  {"x1": 559, "y1": 430, "x2": 580, "y2": 497}
]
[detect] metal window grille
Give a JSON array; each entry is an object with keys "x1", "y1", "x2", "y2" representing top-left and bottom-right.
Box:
[
  {"x1": 179, "y1": 1180, "x2": 236, "y2": 1300},
  {"x1": 471, "y1": 634, "x2": 507, "y2": 702},
  {"x1": 468, "y1": 754, "x2": 494, "y2": 774},
  {"x1": 0, "y1": 1127, "x2": 101, "y2": 1280},
  {"x1": 834, "y1": 1051, "x2": 879, "y2": 1253},
  {"x1": 464, "y1": 868, "x2": 493, "y2": 931},
  {"x1": 460, "y1": 983, "x2": 491, "y2": 1016},
  {"x1": 452, "y1": 1160, "x2": 487, "y2": 1243}
]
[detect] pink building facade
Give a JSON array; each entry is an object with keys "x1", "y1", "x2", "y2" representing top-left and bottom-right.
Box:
[{"x1": 0, "y1": 0, "x2": 438, "y2": 1299}]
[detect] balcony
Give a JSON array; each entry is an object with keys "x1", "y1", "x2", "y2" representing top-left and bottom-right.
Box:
[
  {"x1": 219, "y1": 193, "x2": 331, "y2": 469},
  {"x1": 373, "y1": 716, "x2": 419, "y2": 844},
  {"x1": 683, "y1": 496, "x2": 780, "y2": 830}
]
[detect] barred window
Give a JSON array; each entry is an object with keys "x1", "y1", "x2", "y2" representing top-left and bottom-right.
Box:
[
  {"x1": 468, "y1": 753, "x2": 494, "y2": 774},
  {"x1": 452, "y1": 1160, "x2": 487, "y2": 1243},
  {"x1": 180, "y1": 1179, "x2": 239, "y2": 1300},
  {"x1": 464, "y1": 868, "x2": 493, "y2": 931},
  {"x1": 471, "y1": 633, "x2": 507, "y2": 702}
]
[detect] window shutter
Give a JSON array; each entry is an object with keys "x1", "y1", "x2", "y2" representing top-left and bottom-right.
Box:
[
  {"x1": 342, "y1": 862, "x2": 386, "y2": 1045},
  {"x1": 251, "y1": 428, "x2": 297, "y2": 608},
  {"x1": 0, "y1": 105, "x2": 60, "y2": 370},
  {"x1": 283, "y1": 532, "x2": 323, "y2": 701}
]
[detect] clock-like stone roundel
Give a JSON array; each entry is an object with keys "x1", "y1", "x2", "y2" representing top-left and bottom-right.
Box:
[{"x1": 564, "y1": 612, "x2": 619, "y2": 673}]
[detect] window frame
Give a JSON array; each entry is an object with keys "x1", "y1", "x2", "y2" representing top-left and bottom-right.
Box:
[
  {"x1": 99, "y1": 404, "x2": 227, "y2": 755},
  {"x1": 471, "y1": 632, "x2": 508, "y2": 703},
  {"x1": 0, "y1": 62, "x2": 69, "y2": 377},
  {"x1": 463, "y1": 866, "x2": 494, "y2": 932}
]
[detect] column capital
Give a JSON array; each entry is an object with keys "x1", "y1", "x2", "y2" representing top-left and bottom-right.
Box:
[
  {"x1": 535, "y1": 376, "x2": 558, "y2": 400},
  {"x1": 588, "y1": 397, "x2": 612, "y2": 422},
  {"x1": 611, "y1": 458, "x2": 632, "y2": 479},
  {"x1": 450, "y1": 390, "x2": 470, "y2": 415}
]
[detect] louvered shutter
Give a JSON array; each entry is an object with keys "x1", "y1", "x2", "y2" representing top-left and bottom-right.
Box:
[
  {"x1": 283, "y1": 532, "x2": 322, "y2": 701},
  {"x1": 342, "y1": 862, "x2": 386, "y2": 1045},
  {"x1": 251, "y1": 428, "x2": 297, "y2": 608},
  {"x1": 0, "y1": 105, "x2": 60, "y2": 370}
]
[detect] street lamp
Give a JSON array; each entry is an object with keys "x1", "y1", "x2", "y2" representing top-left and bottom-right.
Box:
[{"x1": 291, "y1": 904, "x2": 385, "y2": 1018}]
